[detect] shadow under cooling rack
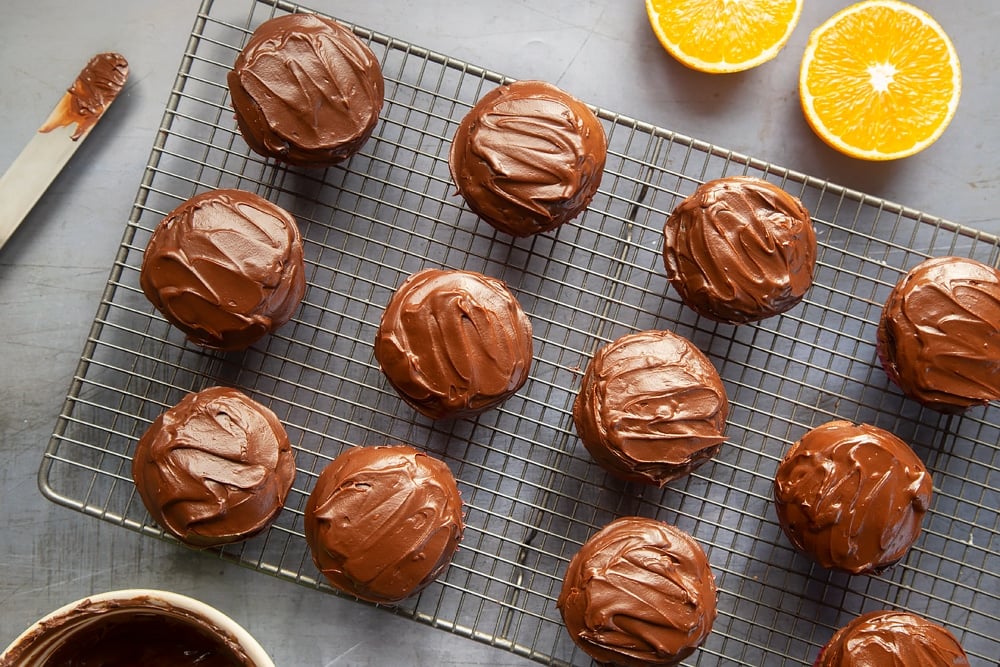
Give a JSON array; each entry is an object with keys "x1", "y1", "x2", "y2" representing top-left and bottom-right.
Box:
[{"x1": 40, "y1": 0, "x2": 1000, "y2": 665}]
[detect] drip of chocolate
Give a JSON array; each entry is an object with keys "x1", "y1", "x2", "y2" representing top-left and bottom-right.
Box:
[
  {"x1": 573, "y1": 329, "x2": 728, "y2": 486},
  {"x1": 40, "y1": 52, "x2": 129, "y2": 140},
  {"x1": 374, "y1": 268, "x2": 533, "y2": 419},
  {"x1": 228, "y1": 13, "x2": 384, "y2": 166},
  {"x1": 815, "y1": 610, "x2": 969, "y2": 666},
  {"x1": 877, "y1": 255, "x2": 1000, "y2": 412},
  {"x1": 139, "y1": 188, "x2": 306, "y2": 352},
  {"x1": 132, "y1": 386, "x2": 296, "y2": 547},
  {"x1": 449, "y1": 80, "x2": 607, "y2": 236},
  {"x1": 557, "y1": 516, "x2": 717, "y2": 667},
  {"x1": 304, "y1": 445, "x2": 464, "y2": 604},
  {"x1": 663, "y1": 176, "x2": 816, "y2": 324},
  {"x1": 773, "y1": 420, "x2": 932, "y2": 575}
]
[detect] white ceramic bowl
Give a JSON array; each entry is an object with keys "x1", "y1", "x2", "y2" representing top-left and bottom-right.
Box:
[{"x1": 0, "y1": 588, "x2": 274, "y2": 666}]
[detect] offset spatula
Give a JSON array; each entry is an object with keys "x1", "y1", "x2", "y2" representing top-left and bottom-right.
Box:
[{"x1": 0, "y1": 52, "x2": 129, "y2": 250}]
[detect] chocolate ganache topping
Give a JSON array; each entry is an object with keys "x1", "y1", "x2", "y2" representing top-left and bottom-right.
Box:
[
  {"x1": 140, "y1": 189, "x2": 306, "y2": 352},
  {"x1": 573, "y1": 329, "x2": 728, "y2": 486},
  {"x1": 877, "y1": 256, "x2": 1000, "y2": 412},
  {"x1": 40, "y1": 52, "x2": 129, "y2": 140},
  {"x1": 132, "y1": 386, "x2": 296, "y2": 548},
  {"x1": 449, "y1": 80, "x2": 607, "y2": 236},
  {"x1": 662, "y1": 176, "x2": 816, "y2": 324},
  {"x1": 374, "y1": 268, "x2": 533, "y2": 419},
  {"x1": 773, "y1": 420, "x2": 932, "y2": 575},
  {"x1": 557, "y1": 516, "x2": 717, "y2": 667},
  {"x1": 228, "y1": 13, "x2": 384, "y2": 167},
  {"x1": 304, "y1": 445, "x2": 464, "y2": 604},
  {"x1": 815, "y1": 610, "x2": 970, "y2": 667}
]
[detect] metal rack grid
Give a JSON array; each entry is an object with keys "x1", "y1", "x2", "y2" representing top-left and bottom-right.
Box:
[{"x1": 40, "y1": 0, "x2": 999, "y2": 664}]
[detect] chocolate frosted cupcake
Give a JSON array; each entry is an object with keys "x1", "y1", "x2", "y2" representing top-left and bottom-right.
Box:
[
  {"x1": 557, "y1": 516, "x2": 717, "y2": 667},
  {"x1": 773, "y1": 420, "x2": 932, "y2": 575},
  {"x1": 573, "y1": 329, "x2": 728, "y2": 486},
  {"x1": 140, "y1": 189, "x2": 306, "y2": 352},
  {"x1": 814, "y1": 610, "x2": 969, "y2": 667},
  {"x1": 877, "y1": 256, "x2": 1000, "y2": 413},
  {"x1": 132, "y1": 387, "x2": 296, "y2": 548},
  {"x1": 374, "y1": 268, "x2": 533, "y2": 419},
  {"x1": 449, "y1": 80, "x2": 607, "y2": 236},
  {"x1": 304, "y1": 445, "x2": 464, "y2": 604},
  {"x1": 228, "y1": 13, "x2": 384, "y2": 166},
  {"x1": 662, "y1": 176, "x2": 816, "y2": 324}
]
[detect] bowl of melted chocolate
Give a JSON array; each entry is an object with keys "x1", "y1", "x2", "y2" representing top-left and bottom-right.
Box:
[{"x1": 0, "y1": 589, "x2": 273, "y2": 667}]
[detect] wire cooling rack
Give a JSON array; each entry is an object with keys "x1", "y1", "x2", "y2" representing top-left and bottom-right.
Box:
[{"x1": 40, "y1": 0, "x2": 999, "y2": 664}]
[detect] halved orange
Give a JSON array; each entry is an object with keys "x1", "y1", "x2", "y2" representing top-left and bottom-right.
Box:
[
  {"x1": 800, "y1": 0, "x2": 961, "y2": 161},
  {"x1": 646, "y1": 0, "x2": 803, "y2": 74}
]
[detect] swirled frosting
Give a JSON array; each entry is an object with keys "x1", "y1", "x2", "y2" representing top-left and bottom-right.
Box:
[
  {"x1": 815, "y1": 610, "x2": 970, "y2": 667},
  {"x1": 140, "y1": 188, "x2": 306, "y2": 351},
  {"x1": 304, "y1": 445, "x2": 464, "y2": 604},
  {"x1": 228, "y1": 13, "x2": 384, "y2": 166},
  {"x1": 39, "y1": 52, "x2": 129, "y2": 140},
  {"x1": 374, "y1": 268, "x2": 533, "y2": 419},
  {"x1": 877, "y1": 256, "x2": 1000, "y2": 412},
  {"x1": 557, "y1": 516, "x2": 717, "y2": 667},
  {"x1": 662, "y1": 176, "x2": 816, "y2": 324},
  {"x1": 573, "y1": 329, "x2": 728, "y2": 486},
  {"x1": 132, "y1": 386, "x2": 296, "y2": 548},
  {"x1": 449, "y1": 80, "x2": 607, "y2": 236},
  {"x1": 773, "y1": 420, "x2": 932, "y2": 575}
]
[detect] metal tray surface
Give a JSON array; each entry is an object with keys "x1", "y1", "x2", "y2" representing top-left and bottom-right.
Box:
[{"x1": 40, "y1": 0, "x2": 1000, "y2": 664}]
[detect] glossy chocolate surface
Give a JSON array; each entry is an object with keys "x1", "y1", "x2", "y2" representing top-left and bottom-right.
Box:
[
  {"x1": 42, "y1": 610, "x2": 250, "y2": 667},
  {"x1": 40, "y1": 52, "x2": 128, "y2": 140},
  {"x1": 662, "y1": 176, "x2": 816, "y2": 324},
  {"x1": 140, "y1": 188, "x2": 305, "y2": 351},
  {"x1": 557, "y1": 516, "x2": 717, "y2": 667},
  {"x1": 815, "y1": 610, "x2": 969, "y2": 667},
  {"x1": 573, "y1": 329, "x2": 728, "y2": 486},
  {"x1": 877, "y1": 255, "x2": 1000, "y2": 412},
  {"x1": 228, "y1": 13, "x2": 384, "y2": 166},
  {"x1": 304, "y1": 445, "x2": 464, "y2": 604},
  {"x1": 374, "y1": 268, "x2": 533, "y2": 419},
  {"x1": 449, "y1": 80, "x2": 606, "y2": 236},
  {"x1": 773, "y1": 420, "x2": 932, "y2": 575},
  {"x1": 132, "y1": 386, "x2": 296, "y2": 548}
]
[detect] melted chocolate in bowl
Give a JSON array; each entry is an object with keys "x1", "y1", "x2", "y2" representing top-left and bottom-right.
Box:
[
  {"x1": 0, "y1": 591, "x2": 272, "y2": 667},
  {"x1": 42, "y1": 612, "x2": 244, "y2": 667}
]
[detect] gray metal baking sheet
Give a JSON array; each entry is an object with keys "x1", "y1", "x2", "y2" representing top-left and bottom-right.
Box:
[{"x1": 40, "y1": 0, "x2": 1000, "y2": 664}]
